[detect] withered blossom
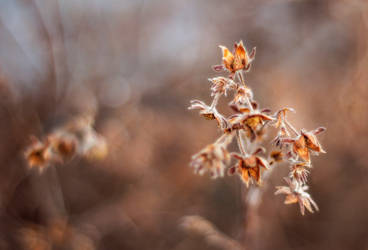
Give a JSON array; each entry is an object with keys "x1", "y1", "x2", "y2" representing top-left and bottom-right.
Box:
[
  {"x1": 24, "y1": 136, "x2": 51, "y2": 171},
  {"x1": 293, "y1": 128, "x2": 326, "y2": 162},
  {"x1": 275, "y1": 178, "x2": 318, "y2": 215},
  {"x1": 24, "y1": 115, "x2": 108, "y2": 172},
  {"x1": 191, "y1": 139, "x2": 232, "y2": 179},
  {"x1": 229, "y1": 151, "x2": 269, "y2": 187},
  {"x1": 47, "y1": 132, "x2": 78, "y2": 162},
  {"x1": 189, "y1": 100, "x2": 227, "y2": 129},
  {"x1": 229, "y1": 112, "x2": 273, "y2": 135},
  {"x1": 273, "y1": 107, "x2": 295, "y2": 128},
  {"x1": 289, "y1": 161, "x2": 311, "y2": 184},
  {"x1": 232, "y1": 85, "x2": 254, "y2": 105},
  {"x1": 215, "y1": 40, "x2": 256, "y2": 75},
  {"x1": 208, "y1": 77, "x2": 236, "y2": 97}
]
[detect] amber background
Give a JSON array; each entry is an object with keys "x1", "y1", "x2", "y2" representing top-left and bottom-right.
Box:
[{"x1": 0, "y1": 0, "x2": 367, "y2": 249}]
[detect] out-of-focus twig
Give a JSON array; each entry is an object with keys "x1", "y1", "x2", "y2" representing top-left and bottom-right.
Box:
[{"x1": 180, "y1": 215, "x2": 244, "y2": 250}]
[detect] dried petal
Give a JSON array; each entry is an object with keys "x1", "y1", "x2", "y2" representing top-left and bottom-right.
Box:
[
  {"x1": 219, "y1": 45, "x2": 235, "y2": 72},
  {"x1": 301, "y1": 129, "x2": 326, "y2": 153},
  {"x1": 293, "y1": 135, "x2": 310, "y2": 162}
]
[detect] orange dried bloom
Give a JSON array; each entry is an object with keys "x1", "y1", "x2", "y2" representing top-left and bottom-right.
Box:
[
  {"x1": 230, "y1": 112, "x2": 273, "y2": 132},
  {"x1": 218, "y1": 40, "x2": 256, "y2": 74},
  {"x1": 293, "y1": 128, "x2": 326, "y2": 162},
  {"x1": 229, "y1": 153, "x2": 269, "y2": 187},
  {"x1": 47, "y1": 132, "x2": 78, "y2": 162},
  {"x1": 24, "y1": 136, "x2": 51, "y2": 171},
  {"x1": 275, "y1": 178, "x2": 318, "y2": 215}
]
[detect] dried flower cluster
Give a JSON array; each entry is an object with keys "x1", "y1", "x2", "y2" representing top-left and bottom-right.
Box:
[
  {"x1": 189, "y1": 40, "x2": 326, "y2": 215},
  {"x1": 24, "y1": 115, "x2": 107, "y2": 173}
]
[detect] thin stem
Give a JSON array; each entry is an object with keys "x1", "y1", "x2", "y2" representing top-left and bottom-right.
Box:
[
  {"x1": 236, "y1": 131, "x2": 247, "y2": 156},
  {"x1": 215, "y1": 132, "x2": 234, "y2": 146},
  {"x1": 236, "y1": 71, "x2": 254, "y2": 112},
  {"x1": 245, "y1": 96, "x2": 254, "y2": 112},
  {"x1": 215, "y1": 133, "x2": 228, "y2": 145},
  {"x1": 210, "y1": 93, "x2": 221, "y2": 109},
  {"x1": 237, "y1": 70, "x2": 246, "y2": 86},
  {"x1": 239, "y1": 130, "x2": 251, "y2": 153},
  {"x1": 284, "y1": 120, "x2": 299, "y2": 136}
]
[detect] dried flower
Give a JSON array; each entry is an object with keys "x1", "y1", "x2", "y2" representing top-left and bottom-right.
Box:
[
  {"x1": 24, "y1": 136, "x2": 51, "y2": 171},
  {"x1": 229, "y1": 112, "x2": 273, "y2": 136},
  {"x1": 232, "y1": 85, "x2": 253, "y2": 105},
  {"x1": 209, "y1": 77, "x2": 236, "y2": 97},
  {"x1": 216, "y1": 40, "x2": 256, "y2": 75},
  {"x1": 275, "y1": 177, "x2": 318, "y2": 215},
  {"x1": 289, "y1": 161, "x2": 311, "y2": 184},
  {"x1": 229, "y1": 151, "x2": 269, "y2": 187},
  {"x1": 47, "y1": 132, "x2": 78, "y2": 162},
  {"x1": 190, "y1": 134, "x2": 233, "y2": 178},
  {"x1": 189, "y1": 100, "x2": 227, "y2": 129},
  {"x1": 273, "y1": 107, "x2": 295, "y2": 128},
  {"x1": 293, "y1": 128, "x2": 326, "y2": 162}
]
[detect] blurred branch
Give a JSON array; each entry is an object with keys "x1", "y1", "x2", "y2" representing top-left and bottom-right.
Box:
[{"x1": 180, "y1": 215, "x2": 244, "y2": 250}]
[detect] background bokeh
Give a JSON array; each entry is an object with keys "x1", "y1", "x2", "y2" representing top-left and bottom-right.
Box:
[{"x1": 0, "y1": 0, "x2": 367, "y2": 249}]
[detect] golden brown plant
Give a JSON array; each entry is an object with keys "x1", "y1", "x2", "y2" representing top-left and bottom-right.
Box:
[{"x1": 189, "y1": 40, "x2": 326, "y2": 215}]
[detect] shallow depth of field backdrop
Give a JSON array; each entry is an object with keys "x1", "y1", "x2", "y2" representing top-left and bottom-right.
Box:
[{"x1": 0, "y1": 0, "x2": 367, "y2": 249}]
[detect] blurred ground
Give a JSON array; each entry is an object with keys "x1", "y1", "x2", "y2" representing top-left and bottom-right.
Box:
[{"x1": 0, "y1": 0, "x2": 367, "y2": 249}]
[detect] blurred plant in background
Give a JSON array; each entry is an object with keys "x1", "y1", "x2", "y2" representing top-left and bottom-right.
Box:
[{"x1": 24, "y1": 114, "x2": 107, "y2": 173}]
